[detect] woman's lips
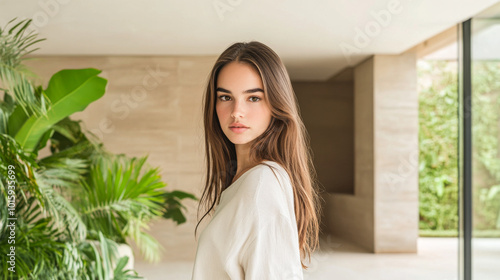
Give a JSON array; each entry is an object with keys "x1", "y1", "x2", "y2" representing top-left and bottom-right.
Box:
[{"x1": 230, "y1": 127, "x2": 248, "y2": 133}]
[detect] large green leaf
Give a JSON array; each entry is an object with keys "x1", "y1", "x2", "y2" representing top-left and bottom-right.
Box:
[
  {"x1": 6, "y1": 102, "x2": 29, "y2": 136},
  {"x1": 11, "y1": 68, "x2": 107, "y2": 152}
]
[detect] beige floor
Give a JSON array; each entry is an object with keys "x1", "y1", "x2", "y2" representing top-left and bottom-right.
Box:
[{"x1": 134, "y1": 236, "x2": 500, "y2": 280}]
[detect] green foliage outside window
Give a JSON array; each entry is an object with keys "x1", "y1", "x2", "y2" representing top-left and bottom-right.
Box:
[{"x1": 418, "y1": 59, "x2": 500, "y2": 237}]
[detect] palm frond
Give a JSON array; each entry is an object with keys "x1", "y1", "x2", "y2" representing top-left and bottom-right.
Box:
[
  {"x1": 37, "y1": 157, "x2": 89, "y2": 190},
  {"x1": 36, "y1": 172, "x2": 88, "y2": 242},
  {"x1": 112, "y1": 256, "x2": 144, "y2": 280},
  {"x1": 76, "y1": 154, "x2": 167, "y2": 262},
  {"x1": 0, "y1": 18, "x2": 49, "y2": 118},
  {"x1": 126, "y1": 223, "x2": 163, "y2": 263},
  {"x1": 80, "y1": 232, "x2": 144, "y2": 280},
  {"x1": 0, "y1": 133, "x2": 43, "y2": 225},
  {"x1": 0, "y1": 195, "x2": 81, "y2": 279}
]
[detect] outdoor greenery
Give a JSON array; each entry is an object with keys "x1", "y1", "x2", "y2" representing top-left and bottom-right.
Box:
[
  {"x1": 472, "y1": 61, "x2": 500, "y2": 231},
  {"x1": 418, "y1": 60, "x2": 459, "y2": 233},
  {"x1": 0, "y1": 18, "x2": 197, "y2": 279},
  {"x1": 418, "y1": 59, "x2": 500, "y2": 237}
]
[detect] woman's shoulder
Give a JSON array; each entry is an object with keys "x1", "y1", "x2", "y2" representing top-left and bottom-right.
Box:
[
  {"x1": 239, "y1": 161, "x2": 288, "y2": 187},
  {"x1": 241, "y1": 160, "x2": 293, "y2": 209},
  {"x1": 254, "y1": 160, "x2": 287, "y2": 176}
]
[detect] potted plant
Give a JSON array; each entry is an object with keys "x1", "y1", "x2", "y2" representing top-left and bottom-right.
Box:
[{"x1": 0, "y1": 18, "x2": 197, "y2": 279}]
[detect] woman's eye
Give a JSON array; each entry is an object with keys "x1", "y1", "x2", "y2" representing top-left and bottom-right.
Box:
[{"x1": 218, "y1": 95, "x2": 261, "y2": 102}]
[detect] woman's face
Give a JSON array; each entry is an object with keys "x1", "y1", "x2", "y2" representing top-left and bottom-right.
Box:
[{"x1": 215, "y1": 61, "x2": 272, "y2": 146}]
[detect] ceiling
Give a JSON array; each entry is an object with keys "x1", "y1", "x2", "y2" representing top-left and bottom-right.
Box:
[{"x1": 1, "y1": 0, "x2": 499, "y2": 81}]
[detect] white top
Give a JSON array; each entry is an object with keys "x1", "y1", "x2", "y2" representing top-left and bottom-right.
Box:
[{"x1": 191, "y1": 160, "x2": 304, "y2": 280}]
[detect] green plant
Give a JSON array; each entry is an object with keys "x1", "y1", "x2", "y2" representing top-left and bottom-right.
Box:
[
  {"x1": 418, "y1": 59, "x2": 500, "y2": 235},
  {"x1": 418, "y1": 59, "x2": 459, "y2": 231},
  {"x1": 78, "y1": 154, "x2": 167, "y2": 263},
  {"x1": 471, "y1": 61, "x2": 500, "y2": 231},
  {"x1": 0, "y1": 18, "x2": 198, "y2": 279}
]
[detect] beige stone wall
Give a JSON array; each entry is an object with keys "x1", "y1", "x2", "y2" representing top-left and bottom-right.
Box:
[
  {"x1": 373, "y1": 53, "x2": 419, "y2": 253},
  {"x1": 325, "y1": 52, "x2": 419, "y2": 253},
  {"x1": 25, "y1": 55, "x2": 217, "y2": 265}
]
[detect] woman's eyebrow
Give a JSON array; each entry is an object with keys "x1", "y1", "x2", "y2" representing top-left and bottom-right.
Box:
[{"x1": 216, "y1": 87, "x2": 264, "y2": 94}]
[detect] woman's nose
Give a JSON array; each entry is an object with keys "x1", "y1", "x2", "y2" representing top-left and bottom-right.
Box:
[{"x1": 231, "y1": 99, "x2": 245, "y2": 118}]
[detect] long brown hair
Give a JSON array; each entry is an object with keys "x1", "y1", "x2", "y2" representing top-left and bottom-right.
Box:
[{"x1": 195, "y1": 41, "x2": 322, "y2": 269}]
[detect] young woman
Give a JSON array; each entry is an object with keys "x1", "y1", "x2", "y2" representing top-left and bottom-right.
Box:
[{"x1": 191, "y1": 41, "x2": 322, "y2": 280}]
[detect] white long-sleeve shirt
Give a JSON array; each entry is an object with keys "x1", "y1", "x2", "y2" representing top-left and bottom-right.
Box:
[{"x1": 191, "y1": 160, "x2": 304, "y2": 280}]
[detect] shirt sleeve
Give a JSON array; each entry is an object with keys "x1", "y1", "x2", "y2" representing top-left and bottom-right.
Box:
[{"x1": 240, "y1": 213, "x2": 304, "y2": 280}]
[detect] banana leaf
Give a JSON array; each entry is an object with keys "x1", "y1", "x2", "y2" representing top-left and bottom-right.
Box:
[{"x1": 8, "y1": 68, "x2": 107, "y2": 152}]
